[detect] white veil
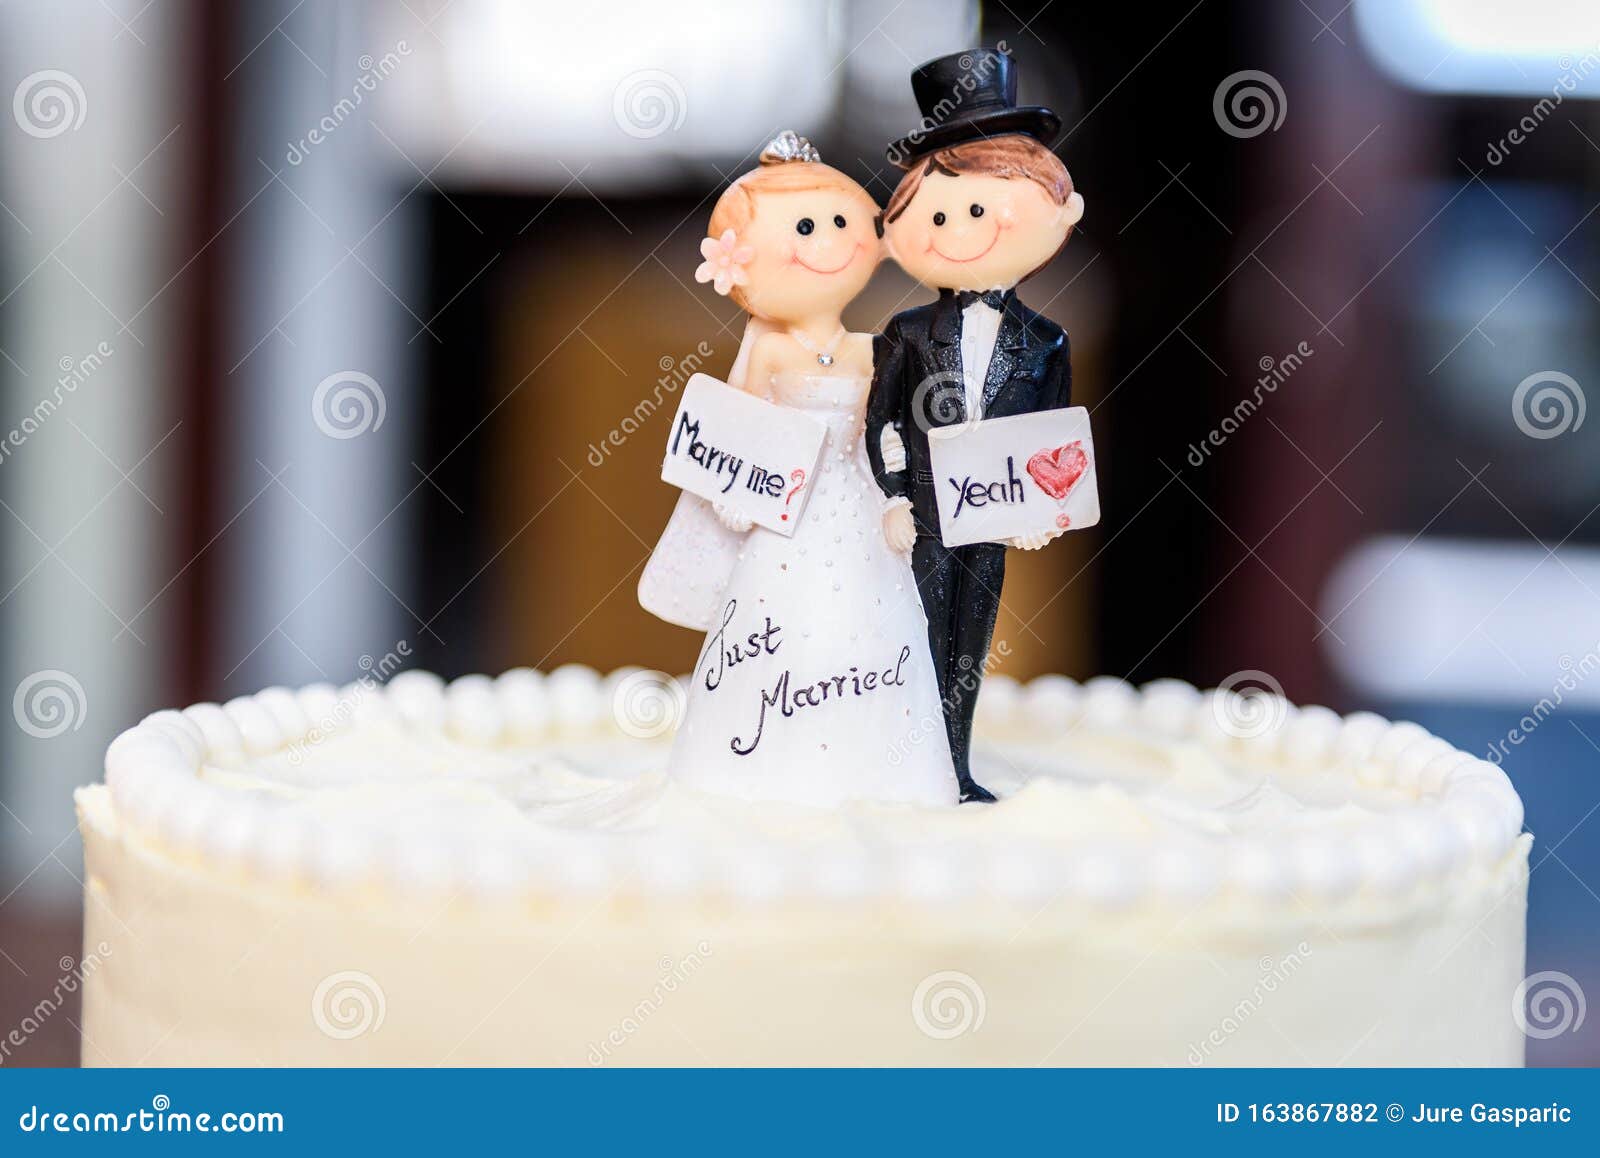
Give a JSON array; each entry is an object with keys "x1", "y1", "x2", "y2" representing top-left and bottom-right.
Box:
[{"x1": 637, "y1": 316, "x2": 777, "y2": 630}]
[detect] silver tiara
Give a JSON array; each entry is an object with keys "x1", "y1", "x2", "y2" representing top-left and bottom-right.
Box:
[{"x1": 760, "y1": 130, "x2": 821, "y2": 165}]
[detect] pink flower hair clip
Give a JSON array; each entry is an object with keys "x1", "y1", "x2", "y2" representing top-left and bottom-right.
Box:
[{"x1": 695, "y1": 229, "x2": 754, "y2": 296}]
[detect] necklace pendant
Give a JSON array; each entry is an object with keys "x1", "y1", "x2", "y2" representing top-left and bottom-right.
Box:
[{"x1": 817, "y1": 353, "x2": 833, "y2": 366}]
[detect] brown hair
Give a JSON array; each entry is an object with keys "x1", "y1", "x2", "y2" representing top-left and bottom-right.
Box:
[
  {"x1": 881, "y1": 135, "x2": 1072, "y2": 228},
  {"x1": 707, "y1": 160, "x2": 864, "y2": 312}
]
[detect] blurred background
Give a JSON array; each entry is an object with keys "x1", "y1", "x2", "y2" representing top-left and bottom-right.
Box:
[{"x1": 0, "y1": 0, "x2": 1596, "y2": 1065}]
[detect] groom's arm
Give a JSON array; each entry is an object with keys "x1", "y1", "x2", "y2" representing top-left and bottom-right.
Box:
[
  {"x1": 1008, "y1": 329, "x2": 1076, "y2": 552},
  {"x1": 1047, "y1": 330, "x2": 1072, "y2": 410},
  {"x1": 866, "y1": 317, "x2": 910, "y2": 501}
]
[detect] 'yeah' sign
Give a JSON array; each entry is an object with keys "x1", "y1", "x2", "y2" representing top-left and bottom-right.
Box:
[
  {"x1": 927, "y1": 406, "x2": 1100, "y2": 548},
  {"x1": 660, "y1": 374, "x2": 826, "y2": 536}
]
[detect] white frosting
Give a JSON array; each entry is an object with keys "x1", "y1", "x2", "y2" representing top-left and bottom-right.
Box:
[{"x1": 94, "y1": 668, "x2": 1526, "y2": 906}]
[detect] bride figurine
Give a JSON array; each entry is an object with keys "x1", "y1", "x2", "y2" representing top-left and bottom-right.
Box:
[{"x1": 639, "y1": 131, "x2": 957, "y2": 808}]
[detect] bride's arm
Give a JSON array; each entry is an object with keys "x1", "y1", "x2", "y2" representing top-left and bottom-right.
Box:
[
  {"x1": 737, "y1": 333, "x2": 782, "y2": 401},
  {"x1": 707, "y1": 331, "x2": 776, "y2": 534}
]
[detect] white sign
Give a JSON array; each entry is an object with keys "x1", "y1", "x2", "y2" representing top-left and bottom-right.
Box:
[
  {"x1": 928, "y1": 406, "x2": 1100, "y2": 548},
  {"x1": 661, "y1": 374, "x2": 826, "y2": 536}
]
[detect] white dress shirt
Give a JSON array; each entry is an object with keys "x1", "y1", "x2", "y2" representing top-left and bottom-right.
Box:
[{"x1": 959, "y1": 297, "x2": 1003, "y2": 420}]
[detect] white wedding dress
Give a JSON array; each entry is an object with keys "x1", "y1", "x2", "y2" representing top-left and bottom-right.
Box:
[{"x1": 664, "y1": 371, "x2": 957, "y2": 807}]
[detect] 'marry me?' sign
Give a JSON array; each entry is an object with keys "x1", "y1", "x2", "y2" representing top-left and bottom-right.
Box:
[
  {"x1": 660, "y1": 374, "x2": 826, "y2": 537},
  {"x1": 928, "y1": 406, "x2": 1100, "y2": 548}
]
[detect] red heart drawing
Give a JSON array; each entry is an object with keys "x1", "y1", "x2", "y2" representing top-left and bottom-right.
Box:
[{"x1": 1026, "y1": 441, "x2": 1090, "y2": 501}]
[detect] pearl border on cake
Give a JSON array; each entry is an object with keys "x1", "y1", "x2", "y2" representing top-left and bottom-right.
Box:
[{"x1": 95, "y1": 666, "x2": 1527, "y2": 907}]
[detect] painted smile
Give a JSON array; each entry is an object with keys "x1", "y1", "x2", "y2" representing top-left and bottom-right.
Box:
[
  {"x1": 928, "y1": 226, "x2": 1000, "y2": 264},
  {"x1": 793, "y1": 244, "x2": 860, "y2": 275}
]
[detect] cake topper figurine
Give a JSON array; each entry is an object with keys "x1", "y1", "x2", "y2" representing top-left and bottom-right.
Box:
[
  {"x1": 866, "y1": 48, "x2": 1085, "y2": 802},
  {"x1": 640, "y1": 133, "x2": 959, "y2": 808}
]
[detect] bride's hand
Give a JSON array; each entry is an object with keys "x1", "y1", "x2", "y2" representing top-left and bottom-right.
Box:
[
  {"x1": 883, "y1": 503, "x2": 916, "y2": 555},
  {"x1": 713, "y1": 502, "x2": 754, "y2": 533}
]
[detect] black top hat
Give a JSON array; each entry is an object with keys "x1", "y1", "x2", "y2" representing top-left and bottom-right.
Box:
[{"x1": 886, "y1": 48, "x2": 1061, "y2": 169}]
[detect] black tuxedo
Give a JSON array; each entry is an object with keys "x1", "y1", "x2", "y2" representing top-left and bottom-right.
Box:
[{"x1": 866, "y1": 288, "x2": 1071, "y2": 798}]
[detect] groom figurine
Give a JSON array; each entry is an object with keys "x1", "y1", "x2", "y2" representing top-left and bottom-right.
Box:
[{"x1": 867, "y1": 48, "x2": 1085, "y2": 802}]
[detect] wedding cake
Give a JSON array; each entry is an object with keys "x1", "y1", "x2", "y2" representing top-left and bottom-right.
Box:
[
  {"x1": 75, "y1": 50, "x2": 1530, "y2": 1067},
  {"x1": 76, "y1": 665, "x2": 1529, "y2": 1065}
]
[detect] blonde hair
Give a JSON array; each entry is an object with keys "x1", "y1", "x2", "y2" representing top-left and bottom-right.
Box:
[{"x1": 707, "y1": 160, "x2": 867, "y2": 312}]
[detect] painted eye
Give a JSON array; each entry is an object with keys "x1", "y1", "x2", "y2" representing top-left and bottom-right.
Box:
[
  {"x1": 796, "y1": 218, "x2": 815, "y2": 235},
  {"x1": 932, "y1": 211, "x2": 946, "y2": 226},
  {"x1": 970, "y1": 203, "x2": 984, "y2": 218},
  {"x1": 833, "y1": 214, "x2": 847, "y2": 228}
]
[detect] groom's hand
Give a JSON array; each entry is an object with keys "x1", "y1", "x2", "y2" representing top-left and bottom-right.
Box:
[
  {"x1": 883, "y1": 503, "x2": 916, "y2": 555},
  {"x1": 1007, "y1": 528, "x2": 1066, "y2": 551}
]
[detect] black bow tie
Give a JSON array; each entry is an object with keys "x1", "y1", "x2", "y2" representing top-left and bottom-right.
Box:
[{"x1": 952, "y1": 288, "x2": 1008, "y2": 311}]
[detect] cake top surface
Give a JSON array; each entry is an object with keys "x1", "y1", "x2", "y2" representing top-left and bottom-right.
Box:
[{"x1": 86, "y1": 666, "x2": 1525, "y2": 907}]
